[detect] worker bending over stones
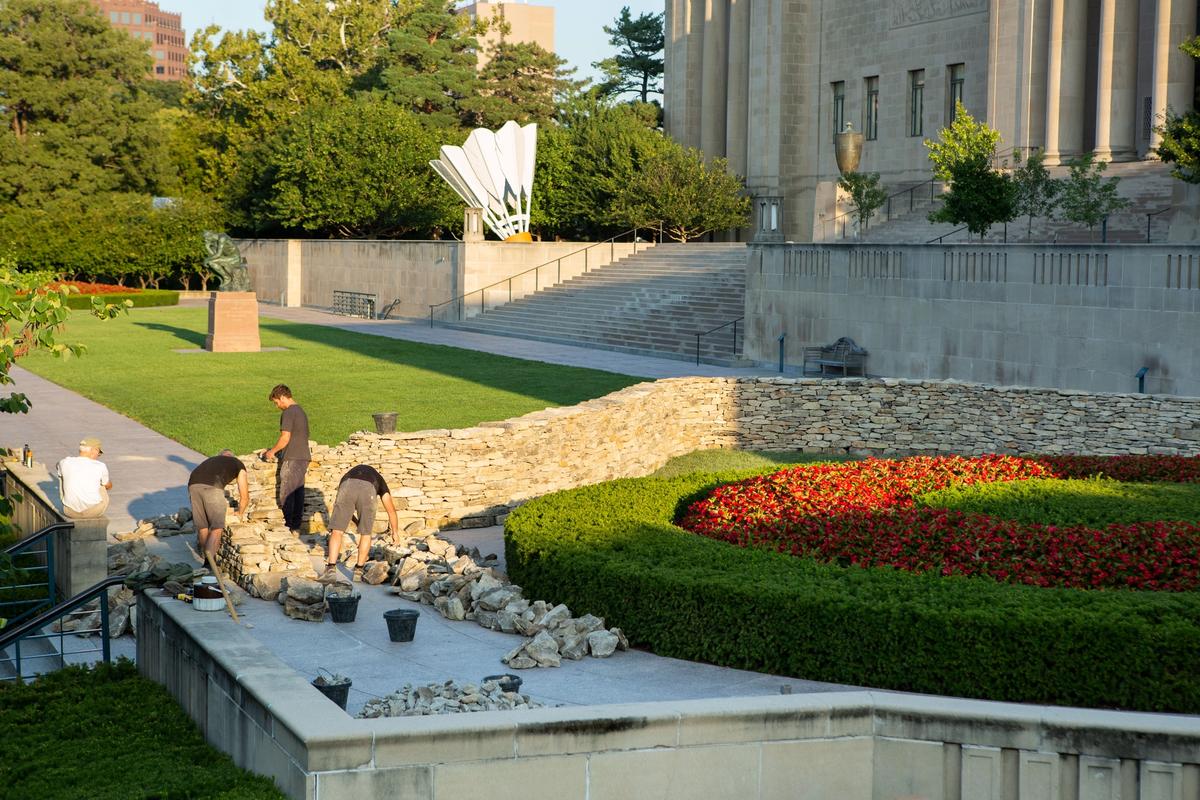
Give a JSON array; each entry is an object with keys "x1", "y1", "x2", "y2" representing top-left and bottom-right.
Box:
[
  {"x1": 188, "y1": 449, "x2": 250, "y2": 561},
  {"x1": 320, "y1": 464, "x2": 399, "y2": 583}
]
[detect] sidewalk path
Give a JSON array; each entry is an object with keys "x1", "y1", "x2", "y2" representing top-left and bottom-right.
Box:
[
  {"x1": 257, "y1": 305, "x2": 776, "y2": 379},
  {"x1": 0, "y1": 366, "x2": 201, "y2": 535}
]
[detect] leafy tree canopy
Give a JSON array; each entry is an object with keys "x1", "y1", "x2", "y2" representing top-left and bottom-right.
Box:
[
  {"x1": 1155, "y1": 35, "x2": 1200, "y2": 183},
  {"x1": 593, "y1": 6, "x2": 665, "y2": 104},
  {"x1": 1011, "y1": 148, "x2": 1061, "y2": 236},
  {"x1": 1059, "y1": 152, "x2": 1130, "y2": 234},
  {"x1": 0, "y1": 0, "x2": 171, "y2": 208},
  {"x1": 925, "y1": 101, "x2": 1000, "y2": 182},
  {"x1": 837, "y1": 171, "x2": 887, "y2": 229},
  {"x1": 464, "y1": 41, "x2": 584, "y2": 128}
]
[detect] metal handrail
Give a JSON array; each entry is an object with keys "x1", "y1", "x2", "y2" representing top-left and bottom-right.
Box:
[
  {"x1": 1, "y1": 522, "x2": 69, "y2": 627},
  {"x1": 429, "y1": 222, "x2": 664, "y2": 326},
  {"x1": 928, "y1": 225, "x2": 969, "y2": 244},
  {"x1": 1146, "y1": 207, "x2": 1172, "y2": 243},
  {"x1": 0, "y1": 575, "x2": 129, "y2": 681},
  {"x1": 823, "y1": 178, "x2": 937, "y2": 240},
  {"x1": 694, "y1": 317, "x2": 742, "y2": 365}
]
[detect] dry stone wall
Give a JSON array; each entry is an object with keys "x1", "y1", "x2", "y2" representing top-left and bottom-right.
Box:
[{"x1": 240, "y1": 377, "x2": 1200, "y2": 534}]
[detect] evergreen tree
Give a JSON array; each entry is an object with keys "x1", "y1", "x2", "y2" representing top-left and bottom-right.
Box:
[
  {"x1": 374, "y1": 0, "x2": 483, "y2": 129},
  {"x1": 593, "y1": 6, "x2": 665, "y2": 103},
  {"x1": 464, "y1": 41, "x2": 583, "y2": 128},
  {"x1": 0, "y1": 0, "x2": 171, "y2": 207}
]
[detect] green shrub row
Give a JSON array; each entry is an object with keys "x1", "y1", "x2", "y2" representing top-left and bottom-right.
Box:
[
  {"x1": 63, "y1": 290, "x2": 179, "y2": 310},
  {"x1": 505, "y1": 470, "x2": 1200, "y2": 713}
]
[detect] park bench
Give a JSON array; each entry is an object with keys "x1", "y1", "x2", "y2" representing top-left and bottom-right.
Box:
[
  {"x1": 802, "y1": 337, "x2": 868, "y2": 377},
  {"x1": 332, "y1": 290, "x2": 377, "y2": 320}
]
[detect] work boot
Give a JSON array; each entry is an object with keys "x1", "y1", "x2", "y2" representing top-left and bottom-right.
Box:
[
  {"x1": 316, "y1": 564, "x2": 342, "y2": 584},
  {"x1": 352, "y1": 565, "x2": 365, "y2": 583}
]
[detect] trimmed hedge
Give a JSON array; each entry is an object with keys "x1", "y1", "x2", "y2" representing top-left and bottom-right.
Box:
[
  {"x1": 63, "y1": 290, "x2": 179, "y2": 310},
  {"x1": 505, "y1": 470, "x2": 1200, "y2": 713}
]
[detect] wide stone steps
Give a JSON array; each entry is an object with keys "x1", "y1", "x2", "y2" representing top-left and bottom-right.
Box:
[{"x1": 438, "y1": 243, "x2": 750, "y2": 363}]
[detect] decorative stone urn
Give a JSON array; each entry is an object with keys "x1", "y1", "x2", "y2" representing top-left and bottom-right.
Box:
[{"x1": 834, "y1": 123, "x2": 864, "y2": 174}]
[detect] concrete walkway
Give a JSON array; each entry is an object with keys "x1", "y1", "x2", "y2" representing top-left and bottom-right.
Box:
[
  {"x1": 256, "y1": 305, "x2": 776, "y2": 379},
  {"x1": 0, "y1": 366, "x2": 202, "y2": 534}
]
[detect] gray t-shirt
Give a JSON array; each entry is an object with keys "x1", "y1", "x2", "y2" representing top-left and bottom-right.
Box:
[{"x1": 280, "y1": 404, "x2": 310, "y2": 461}]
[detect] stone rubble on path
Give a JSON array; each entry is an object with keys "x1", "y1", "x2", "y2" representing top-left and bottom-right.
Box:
[{"x1": 358, "y1": 678, "x2": 544, "y2": 718}]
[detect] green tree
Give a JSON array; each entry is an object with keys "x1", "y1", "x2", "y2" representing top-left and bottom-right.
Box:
[
  {"x1": 236, "y1": 99, "x2": 457, "y2": 238},
  {"x1": 0, "y1": 0, "x2": 171, "y2": 208},
  {"x1": 614, "y1": 145, "x2": 750, "y2": 242},
  {"x1": 929, "y1": 163, "x2": 1017, "y2": 237},
  {"x1": 593, "y1": 6, "x2": 665, "y2": 103},
  {"x1": 1011, "y1": 148, "x2": 1061, "y2": 237},
  {"x1": 464, "y1": 41, "x2": 583, "y2": 128},
  {"x1": 1155, "y1": 36, "x2": 1200, "y2": 183},
  {"x1": 373, "y1": 0, "x2": 484, "y2": 129},
  {"x1": 925, "y1": 101, "x2": 1001, "y2": 182},
  {"x1": 1059, "y1": 153, "x2": 1131, "y2": 239},
  {"x1": 837, "y1": 172, "x2": 888, "y2": 231}
]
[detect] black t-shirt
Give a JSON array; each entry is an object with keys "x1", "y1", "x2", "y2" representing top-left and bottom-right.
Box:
[
  {"x1": 280, "y1": 404, "x2": 311, "y2": 461},
  {"x1": 339, "y1": 465, "x2": 390, "y2": 497},
  {"x1": 188, "y1": 455, "x2": 245, "y2": 488}
]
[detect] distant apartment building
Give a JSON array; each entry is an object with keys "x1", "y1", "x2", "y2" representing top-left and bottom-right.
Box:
[
  {"x1": 458, "y1": 1, "x2": 556, "y2": 66},
  {"x1": 93, "y1": 0, "x2": 187, "y2": 81}
]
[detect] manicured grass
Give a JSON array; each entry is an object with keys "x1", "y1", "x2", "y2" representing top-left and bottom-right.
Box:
[
  {"x1": 650, "y1": 449, "x2": 850, "y2": 477},
  {"x1": 0, "y1": 660, "x2": 284, "y2": 799},
  {"x1": 918, "y1": 477, "x2": 1200, "y2": 526},
  {"x1": 20, "y1": 307, "x2": 640, "y2": 455}
]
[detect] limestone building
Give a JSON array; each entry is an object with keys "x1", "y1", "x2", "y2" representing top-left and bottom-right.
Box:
[
  {"x1": 458, "y1": 1, "x2": 556, "y2": 66},
  {"x1": 664, "y1": 0, "x2": 1199, "y2": 241}
]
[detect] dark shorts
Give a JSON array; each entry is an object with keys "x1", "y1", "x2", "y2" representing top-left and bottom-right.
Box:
[
  {"x1": 329, "y1": 478, "x2": 377, "y2": 535},
  {"x1": 189, "y1": 484, "x2": 229, "y2": 531}
]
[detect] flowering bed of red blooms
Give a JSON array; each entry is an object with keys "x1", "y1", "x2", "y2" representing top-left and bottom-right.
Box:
[
  {"x1": 679, "y1": 455, "x2": 1200, "y2": 592},
  {"x1": 46, "y1": 281, "x2": 139, "y2": 295}
]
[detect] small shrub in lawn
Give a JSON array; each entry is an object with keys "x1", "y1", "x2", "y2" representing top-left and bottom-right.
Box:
[{"x1": 63, "y1": 290, "x2": 178, "y2": 310}]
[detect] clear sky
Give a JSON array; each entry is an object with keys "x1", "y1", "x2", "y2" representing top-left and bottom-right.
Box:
[{"x1": 170, "y1": 1, "x2": 664, "y2": 84}]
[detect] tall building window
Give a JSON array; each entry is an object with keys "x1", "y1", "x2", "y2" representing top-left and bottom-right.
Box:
[
  {"x1": 948, "y1": 63, "x2": 965, "y2": 121},
  {"x1": 120, "y1": 11, "x2": 130, "y2": 23},
  {"x1": 864, "y1": 76, "x2": 879, "y2": 140},
  {"x1": 132, "y1": 13, "x2": 142, "y2": 23},
  {"x1": 832, "y1": 81, "x2": 846, "y2": 135},
  {"x1": 109, "y1": 11, "x2": 119, "y2": 23},
  {"x1": 909, "y1": 70, "x2": 925, "y2": 137}
]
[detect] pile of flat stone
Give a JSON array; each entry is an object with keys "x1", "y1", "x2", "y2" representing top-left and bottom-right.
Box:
[
  {"x1": 218, "y1": 519, "x2": 317, "y2": 589},
  {"x1": 358, "y1": 678, "x2": 544, "y2": 718},
  {"x1": 50, "y1": 584, "x2": 139, "y2": 638},
  {"x1": 272, "y1": 575, "x2": 336, "y2": 621},
  {"x1": 113, "y1": 507, "x2": 195, "y2": 541},
  {"x1": 376, "y1": 535, "x2": 629, "y2": 669}
]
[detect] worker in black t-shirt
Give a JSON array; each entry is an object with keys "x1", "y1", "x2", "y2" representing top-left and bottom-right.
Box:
[
  {"x1": 320, "y1": 464, "x2": 399, "y2": 583},
  {"x1": 188, "y1": 450, "x2": 251, "y2": 561}
]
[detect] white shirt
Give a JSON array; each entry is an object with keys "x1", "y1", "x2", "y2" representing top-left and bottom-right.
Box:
[{"x1": 56, "y1": 456, "x2": 110, "y2": 512}]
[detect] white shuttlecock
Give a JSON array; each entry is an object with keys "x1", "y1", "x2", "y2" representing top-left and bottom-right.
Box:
[{"x1": 431, "y1": 120, "x2": 537, "y2": 241}]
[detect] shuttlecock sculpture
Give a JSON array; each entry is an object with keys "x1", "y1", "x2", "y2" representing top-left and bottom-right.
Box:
[{"x1": 431, "y1": 120, "x2": 537, "y2": 242}]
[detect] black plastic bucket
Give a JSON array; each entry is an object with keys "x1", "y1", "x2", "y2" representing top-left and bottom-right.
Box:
[
  {"x1": 327, "y1": 593, "x2": 360, "y2": 623},
  {"x1": 372, "y1": 412, "x2": 399, "y2": 434},
  {"x1": 383, "y1": 608, "x2": 419, "y2": 642},
  {"x1": 312, "y1": 678, "x2": 351, "y2": 710},
  {"x1": 482, "y1": 673, "x2": 523, "y2": 693}
]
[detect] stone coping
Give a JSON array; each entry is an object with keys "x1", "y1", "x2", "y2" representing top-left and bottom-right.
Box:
[{"x1": 143, "y1": 590, "x2": 1200, "y2": 778}]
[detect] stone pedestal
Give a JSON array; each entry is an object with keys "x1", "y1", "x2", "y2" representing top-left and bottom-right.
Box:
[{"x1": 205, "y1": 292, "x2": 261, "y2": 353}]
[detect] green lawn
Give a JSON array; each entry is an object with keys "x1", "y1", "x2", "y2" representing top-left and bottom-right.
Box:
[
  {"x1": 0, "y1": 660, "x2": 284, "y2": 799},
  {"x1": 651, "y1": 449, "x2": 853, "y2": 477},
  {"x1": 21, "y1": 307, "x2": 640, "y2": 455}
]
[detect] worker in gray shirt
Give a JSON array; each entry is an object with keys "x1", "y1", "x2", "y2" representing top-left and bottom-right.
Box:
[
  {"x1": 262, "y1": 384, "x2": 309, "y2": 532},
  {"x1": 187, "y1": 450, "x2": 250, "y2": 561},
  {"x1": 320, "y1": 465, "x2": 399, "y2": 583}
]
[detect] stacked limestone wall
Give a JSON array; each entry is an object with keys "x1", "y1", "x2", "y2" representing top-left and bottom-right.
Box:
[{"x1": 242, "y1": 377, "x2": 1200, "y2": 534}]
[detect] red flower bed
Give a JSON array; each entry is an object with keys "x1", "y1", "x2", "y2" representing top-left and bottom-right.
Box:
[
  {"x1": 679, "y1": 455, "x2": 1200, "y2": 592},
  {"x1": 47, "y1": 281, "x2": 139, "y2": 295}
]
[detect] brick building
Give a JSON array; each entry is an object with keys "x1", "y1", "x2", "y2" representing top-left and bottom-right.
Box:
[{"x1": 93, "y1": 0, "x2": 187, "y2": 81}]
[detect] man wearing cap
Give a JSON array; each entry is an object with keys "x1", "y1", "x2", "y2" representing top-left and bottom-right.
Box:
[
  {"x1": 320, "y1": 464, "x2": 399, "y2": 583},
  {"x1": 56, "y1": 438, "x2": 112, "y2": 519},
  {"x1": 188, "y1": 450, "x2": 251, "y2": 561}
]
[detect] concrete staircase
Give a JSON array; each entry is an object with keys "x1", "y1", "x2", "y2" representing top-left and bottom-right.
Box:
[
  {"x1": 436, "y1": 242, "x2": 751, "y2": 364},
  {"x1": 853, "y1": 161, "x2": 1175, "y2": 244}
]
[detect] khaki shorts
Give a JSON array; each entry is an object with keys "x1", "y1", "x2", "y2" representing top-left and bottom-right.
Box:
[
  {"x1": 329, "y1": 478, "x2": 377, "y2": 534},
  {"x1": 189, "y1": 484, "x2": 229, "y2": 531}
]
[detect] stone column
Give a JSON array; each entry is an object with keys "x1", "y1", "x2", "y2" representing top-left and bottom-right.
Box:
[
  {"x1": 1044, "y1": 0, "x2": 1089, "y2": 164},
  {"x1": 1150, "y1": 0, "x2": 1198, "y2": 151},
  {"x1": 725, "y1": 0, "x2": 751, "y2": 176},
  {"x1": 700, "y1": 0, "x2": 729, "y2": 158},
  {"x1": 1094, "y1": 0, "x2": 1140, "y2": 161}
]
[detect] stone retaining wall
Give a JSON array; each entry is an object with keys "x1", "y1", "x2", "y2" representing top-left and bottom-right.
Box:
[{"x1": 243, "y1": 378, "x2": 1200, "y2": 534}]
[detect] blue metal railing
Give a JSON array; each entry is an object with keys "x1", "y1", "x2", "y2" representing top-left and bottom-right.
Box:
[
  {"x1": 0, "y1": 522, "x2": 69, "y2": 628},
  {"x1": 0, "y1": 575, "x2": 128, "y2": 682}
]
